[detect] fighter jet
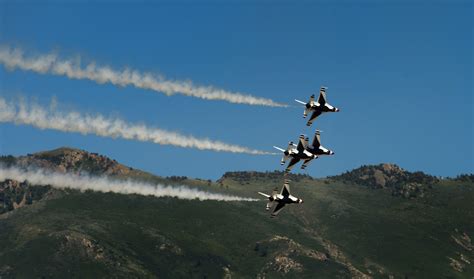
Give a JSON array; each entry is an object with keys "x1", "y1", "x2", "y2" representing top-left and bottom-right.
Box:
[
  {"x1": 273, "y1": 130, "x2": 334, "y2": 172},
  {"x1": 295, "y1": 86, "x2": 340, "y2": 127},
  {"x1": 257, "y1": 180, "x2": 303, "y2": 217}
]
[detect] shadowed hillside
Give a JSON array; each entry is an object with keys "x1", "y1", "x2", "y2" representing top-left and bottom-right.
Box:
[{"x1": 0, "y1": 148, "x2": 473, "y2": 278}]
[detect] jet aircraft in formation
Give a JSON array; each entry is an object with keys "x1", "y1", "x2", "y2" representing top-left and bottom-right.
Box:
[
  {"x1": 273, "y1": 130, "x2": 334, "y2": 172},
  {"x1": 258, "y1": 180, "x2": 303, "y2": 217},
  {"x1": 260, "y1": 86, "x2": 340, "y2": 217},
  {"x1": 295, "y1": 86, "x2": 340, "y2": 127}
]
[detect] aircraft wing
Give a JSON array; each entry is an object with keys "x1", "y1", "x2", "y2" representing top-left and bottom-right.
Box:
[
  {"x1": 318, "y1": 87, "x2": 327, "y2": 105},
  {"x1": 297, "y1": 135, "x2": 308, "y2": 152},
  {"x1": 271, "y1": 202, "x2": 286, "y2": 217},
  {"x1": 273, "y1": 146, "x2": 286, "y2": 153},
  {"x1": 280, "y1": 183, "x2": 291, "y2": 197},
  {"x1": 307, "y1": 111, "x2": 322, "y2": 126},
  {"x1": 295, "y1": 99, "x2": 306, "y2": 105},
  {"x1": 285, "y1": 157, "x2": 300, "y2": 172},
  {"x1": 311, "y1": 130, "x2": 321, "y2": 148},
  {"x1": 257, "y1": 192, "x2": 270, "y2": 198}
]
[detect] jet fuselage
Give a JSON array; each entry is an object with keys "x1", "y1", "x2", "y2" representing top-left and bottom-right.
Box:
[
  {"x1": 306, "y1": 145, "x2": 334, "y2": 156},
  {"x1": 287, "y1": 149, "x2": 315, "y2": 160},
  {"x1": 288, "y1": 145, "x2": 333, "y2": 160},
  {"x1": 273, "y1": 194, "x2": 299, "y2": 202}
]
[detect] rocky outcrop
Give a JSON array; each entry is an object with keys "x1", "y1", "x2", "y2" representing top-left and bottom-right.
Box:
[
  {"x1": 0, "y1": 147, "x2": 136, "y2": 215},
  {"x1": 58, "y1": 231, "x2": 107, "y2": 261},
  {"x1": 53, "y1": 230, "x2": 152, "y2": 277},
  {"x1": 255, "y1": 235, "x2": 328, "y2": 276},
  {"x1": 452, "y1": 230, "x2": 473, "y2": 251},
  {"x1": 10, "y1": 147, "x2": 134, "y2": 176},
  {"x1": 446, "y1": 230, "x2": 473, "y2": 273},
  {"x1": 331, "y1": 163, "x2": 439, "y2": 198},
  {"x1": 0, "y1": 179, "x2": 50, "y2": 215},
  {"x1": 448, "y1": 256, "x2": 464, "y2": 272}
]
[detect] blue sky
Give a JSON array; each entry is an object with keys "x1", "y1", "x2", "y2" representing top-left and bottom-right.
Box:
[{"x1": 0, "y1": 1, "x2": 472, "y2": 179}]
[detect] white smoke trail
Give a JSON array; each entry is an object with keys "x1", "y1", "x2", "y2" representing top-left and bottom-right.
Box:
[
  {"x1": 0, "y1": 46, "x2": 286, "y2": 107},
  {"x1": 0, "y1": 167, "x2": 258, "y2": 201},
  {"x1": 0, "y1": 97, "x2": 274, "y2": 155}
]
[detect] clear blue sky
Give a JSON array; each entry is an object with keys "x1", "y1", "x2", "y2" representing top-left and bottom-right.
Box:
[{"x1": 0, "y1": 1, "x2": 472, "y2": 179}]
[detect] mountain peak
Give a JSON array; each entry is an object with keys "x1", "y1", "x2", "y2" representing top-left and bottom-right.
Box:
[
  {"x1": 15, "y1": 146, "x2": 132, "y2": 176},
  {"x1": 33, "y1": 146, "x2": 85, "y2": 156},
  {"x1": 379, "y1": 163, "x2": 403, "y2": 173},
  {"x1": 331, "y1": 163, "x2": 439, "y2": 198}
]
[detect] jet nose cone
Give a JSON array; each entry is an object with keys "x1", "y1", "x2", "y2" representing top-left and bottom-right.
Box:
[
  {"x1": 335, "y1": 108, "x2": 340, "y2": 112},
  {"x1": 330, "y1": 151, "x2": 335, "y2": 155}
]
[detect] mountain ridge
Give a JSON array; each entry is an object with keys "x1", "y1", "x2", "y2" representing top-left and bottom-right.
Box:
[
  {"x1": 0, "y1": 147, "x2": 473, "y2": 278},
  {"x1": 3, "y1": 146, "x2": 466, "y2": 183}
]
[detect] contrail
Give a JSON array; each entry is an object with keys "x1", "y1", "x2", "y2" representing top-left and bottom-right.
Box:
[
  {"x1": 0, "y1": 45, "x2": 286, "y2": 107},
  {"x1": 0, "y1": 97, "x2": 274, "y2": 155},
  {"x1": 0, "y1": 167, "x2": 258, "y2": 201}
]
